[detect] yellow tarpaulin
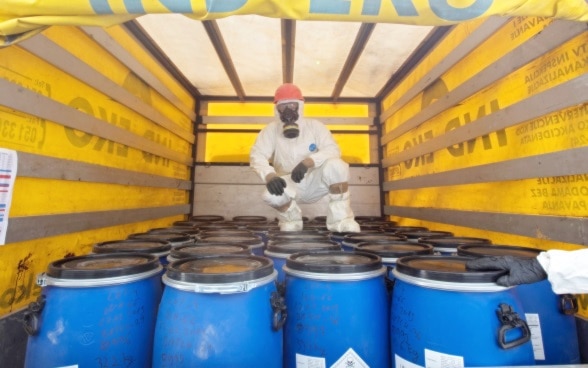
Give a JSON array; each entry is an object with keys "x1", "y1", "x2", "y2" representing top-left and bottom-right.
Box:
[{"x1": 1, "y1": 0, "x2": 588, "y2": 46}]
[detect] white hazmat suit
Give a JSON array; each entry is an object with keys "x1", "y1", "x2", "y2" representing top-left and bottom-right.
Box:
[
  {"x1": 537, "y1": 249, "x2": 588, "y2": 294},
  {"x1": 467, "y1": 248, "x2": 588, "y2": 294},
  {"x1": 250, "y1": 84, "x2": 360, "y2": 232}
]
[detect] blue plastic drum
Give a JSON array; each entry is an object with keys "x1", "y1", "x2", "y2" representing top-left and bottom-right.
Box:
[
  {"x1": 93, "y1": 238, "x2": 172, "y2": 266},
  {"x1": 152, "y1": 255, "x2": 284, "y2": 367},
  {"x1": 148, "y1": 226, "x2": 201, "y2": 240},
  {"x1": 458, "y1": 244, "x2": 581, "y2": 365},
  {"x1": 264, "y1": 240, "x2": 340, "y2": 282},
  {"x1": 395, "y1": 230, "x2": 454, "y2": 243},
  {"x1": 268, "y1": 230, "x2": 329, "y2": 246},
  {"x1": 328, "y1": 229, "x2": 381, "y2": 246},
  {"x1": 166, "y1": 243, "x2": 251, "y2": 263},
  {"x1": 420, "y1": 236, "x2": 492, "y2": 255},
  {"x1": 246, "y1": 223, "x2": 281, "y2": 247},
  {"x1": 341, "y1": 233, "x2": 406, "y2": 252},
  {"x1": 391, "y1": 255, "x2": 535, "y2": 367},
  {"x1": 197, "y1": 229, "x2": 254, "y2": 238},
  {"x1": 283, "y1": 251, "x2": 389, "y2": 368},
  {"x1": 128, "y1": 232, "x2": 194, "y2": 248},
  {"x1": 355, "y1": 241, "x2": 434, "y2": 278},
  {"x1": 24, "y1": 253, "x2": 162, "y2": 368},
  {"x1": 189, "y1": 214, "x2": 225, "y2": 222},
  {"x1": 197, "y1": 234, "x2": 265, "y2": 255},
  {"x1": 382, "y1": 225, "x2": 428, "y2": 234}
]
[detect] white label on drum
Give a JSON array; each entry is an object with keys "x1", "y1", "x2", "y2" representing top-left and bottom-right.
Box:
[
  {"x1": 395, "y1": 355, "x2": 423, "y2": 368},
  {"x1": 55, "y1": 366, "x2": 78, "y2": 368},
  {"x1": 330, "y1": 348, "x2": 369, "y2": 368},
  {"x1": 525, "y1": 313, "x2": 545, "y2": 360},
  {"x1": 296, "y1": 353, "x2": 326, "y2": 368},
  {"x1": 424, "y1": 349, "x2": 464, "y2": 368}
]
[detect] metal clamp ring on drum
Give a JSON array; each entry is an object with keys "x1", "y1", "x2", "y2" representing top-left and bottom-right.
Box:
[
  {"x1": 36, "y1": 266, "x2": 163, "y2": 288},
  {"x1": 391, "y1": 269, "x2": 511, "y2": 292},
  {"x1": 282, "y1": 266, "x2": 386, "y2": 281},
  {"x1": 162, "y1": 270, "x2": 277, "y2": 294}
]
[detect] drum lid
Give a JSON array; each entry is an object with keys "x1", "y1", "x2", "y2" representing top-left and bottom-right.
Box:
[
  {"x1": 171, "y1": 244, "x2": 251, "y2": 259},
  {"x1": 329, "y1": 229, "x2": 380, "y2": 239},
  {"x1": 354, "y1": 215, "x2": 386, "y2": 222},
  {"x1": 196, "y1": 224, "x2": 239, "y2": 231},
  {"x1": 358, "y1": 222, "x2": 397, "y2": 231},
  {"x1": 397, "y1": 230, "x2": 454, "y2": 239},
  {"x1": 302, "y1": 224, "x2": 330, "y2": 232},
  {"x1": 286, "y1": 250, "x2": 382, "y2": 274},
  {"x1": 232, "y1": 215, "x2": 267, "y2": 223},
  {"x1": 128, "y1": 232, "x2": 192, "y2": 243},
  {"x1": 93, "y1": 239, "x2": 171, "y2": 254},
  {"x1": 47, "y1": 253, "x2": 160, "y2": 279},
  {"x1": 365, "y1": 220, "x2": 398, "y2": 228},
  {"x1": 197, "y1": 235, "x2": 262, "y2": 246},
  {"x1": 395, "y1": 255, "x2": 506, "y2": 283},
  {"x1": 189, "y1": 215, "x2": 225, "y2": 222},
  {"x1": 384, "y1": 226, "x2": 429, "y2": 233},
  {"x1": 270, "y1": 233, "x2": 327, "y2": 242},
  {"x1": 199, "y1": 230, "x2": 253, "y2": 237},
  {"x1": 421, "y1": 236, "x2": 491, "y2": 249},
  {"x1": 457, "y1": 244, "x2": 540, "y2": 259},
  {"x1": 267, "y1": 241, "x2": 340, "y2": 254},
  {"x1": 166, "y1": 255, "x2": 274, "y2": 283},
  {"x1": 149, "y1": 227, "x2": 200, "y2": 236},
  {"x1": 356, "y1": 242, "x2": 434, "y2": 257},
  {"x1": 172, "y1": 220, "x2": 207, "y2": 228},
  {"x1": 246, "y1": 224, "x2": 280, "y2": 232},
  {"x1": 270, "y1": 230, "x2": 324, "y2": 236},
  {"x1": 343, "y1": 233, "x2": 406, "y2": 244}
]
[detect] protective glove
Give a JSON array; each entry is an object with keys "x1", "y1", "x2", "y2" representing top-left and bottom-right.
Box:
[
  {"x1": 266, "y1": 176, "x2": 287, "y2": 196},
  {"x1": 465, "y1": 256, "x2": 547, "y2": 287},
  {"x1": 291, "y1": 162, "x2": 309, "y2": 183}
]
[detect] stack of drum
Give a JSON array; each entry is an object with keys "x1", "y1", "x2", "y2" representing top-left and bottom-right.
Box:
[{"x1": 21, "y1": 215, "x2": 581, "y2": 367}]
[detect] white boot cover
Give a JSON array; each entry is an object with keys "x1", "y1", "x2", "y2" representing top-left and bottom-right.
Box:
[
  {"x1": 326, "y1": 192, "x2": 360, "y2": 232},
  {"x1": 277, "y1": 200, "x2": 303, "y2": 231}
]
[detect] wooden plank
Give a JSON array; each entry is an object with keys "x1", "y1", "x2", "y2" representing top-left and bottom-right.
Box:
[
  {"x1": 6, "y1": 204, "x2": 191, "y2": 243},
  {"x1": 202, "y1": 116, "x2": 374, "y2": 125},
  {"x1": 193, "y1": 184, "x2": 381, "y2": 220},
  {"x1": 19, "y1": 34, "x2": 195, "y2": 144},
  {"x1": 379, "y1": 17, "x2": 508, "y2": 123},
  {"x1": 82, "y1": 26, "x2": 196, "y2": 120},
  {"x1": 384, "y1": 206, "x2": 588, "y2": 246},
  {"x1": 195, "y1": 165, "x2": 380, "y2": 185},
  {"x1": 0, "y1": 78, "x2": 193, "y2": 165},
  {"x1": 383, "y1": 146, "x2": 588, "y2": 190},
  {"x1": 380, "y1": 20, "x2": 587, "y2": 145},
  {"x1": 382, "y1": 75, "x2": 588, "y2": 167},
  {"x1": 17, "y1": 151, "x2": 192, "y2": 190}
]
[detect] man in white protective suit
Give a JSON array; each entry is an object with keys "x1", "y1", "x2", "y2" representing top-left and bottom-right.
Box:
[
  {"x1": 466, "y1": 248, "x2": 588, "y2": 294},
  {"x1": 249, "y1": 83, "x2": 361, "y2": 232}
]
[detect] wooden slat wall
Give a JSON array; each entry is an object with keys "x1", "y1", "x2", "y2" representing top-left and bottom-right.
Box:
[
  {"x1": 380, "y1": 16, "x2": 588, "y2": 313},
  {"x1": 193, "y1": 165, "x2": 381, "y2": 221},
  {"x1": 0, "y1": 25, "x2": 195, "y2": 317}
]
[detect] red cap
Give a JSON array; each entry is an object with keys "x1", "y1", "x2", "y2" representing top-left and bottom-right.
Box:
[{"x1": 274, "y1": 83, "x2": 304, "y2": 104}]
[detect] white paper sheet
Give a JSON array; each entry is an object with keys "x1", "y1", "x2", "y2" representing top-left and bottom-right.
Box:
[{"x1": 0, "y1": 149, "x2": 18, "y2": 245}]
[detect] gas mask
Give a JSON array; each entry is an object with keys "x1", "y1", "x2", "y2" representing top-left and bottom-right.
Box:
[{"x1": 277, "y1": 102, "x2": 300, "y2": 139}]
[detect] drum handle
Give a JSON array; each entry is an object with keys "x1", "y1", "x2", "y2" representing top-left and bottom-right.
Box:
[
  {"x1": 559, "y1": 294, "x2": 578, "y2": 315},
  {"x1": 22, "y1": 295, "x2": 46, "y2": 336},
  {"x1": 496, "y1": 303, "x2": 531, "y2": 349},
  {"x1": 270, "y1": 290, "x2": 287, "y2": 331},
  {"x1": 384, "y1": 267, "x2": 395, "y2": 293}
]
